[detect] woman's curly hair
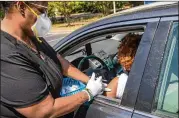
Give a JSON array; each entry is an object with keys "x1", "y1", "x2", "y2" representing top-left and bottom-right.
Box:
[{"x1": 117, "y1": 33, "x2": 142, "y2": 71}]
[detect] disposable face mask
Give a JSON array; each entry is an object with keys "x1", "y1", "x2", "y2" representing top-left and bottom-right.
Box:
[
  {"x1": 24, "y1": 2, "x2": 51, "y2": 38},
  {"x1": 31, "y1": 13, "x2": 52, "y2": 37}
]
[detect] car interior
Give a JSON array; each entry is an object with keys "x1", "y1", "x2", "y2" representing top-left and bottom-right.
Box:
[{"x1": 63, "y1": 30, "x2": 144, "y2": 98}]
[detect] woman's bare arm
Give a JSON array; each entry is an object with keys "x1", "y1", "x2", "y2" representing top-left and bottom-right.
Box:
[{"x1": 103, "y1": 77, "x2": 118, "y2": 98}]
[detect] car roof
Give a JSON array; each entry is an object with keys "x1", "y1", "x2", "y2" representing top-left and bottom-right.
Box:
[
  {"x1": 103, "y1": 2, "x2": 178, "y2": 19},
  {"x1": 78, "y1": 2, "x2": 178, "y2": 29},
  {"x1": 54, "y1": 2, "x2": 178, "y2": 49}
]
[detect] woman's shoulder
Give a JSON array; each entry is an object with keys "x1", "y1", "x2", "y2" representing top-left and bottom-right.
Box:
[
  {"x1": 117, "y1": 73, "x2": 128, "y2": 79},
  {"x1": 116, "y1": 72, "x2": 128, "y2": 99}
]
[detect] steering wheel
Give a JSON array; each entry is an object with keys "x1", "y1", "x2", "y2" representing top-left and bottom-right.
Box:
[
  {"x1": 78, "y1": 55, "x2": 111, "y2": 83},
  {"x1": 78, "y1": 55, "x2": 109, "y2": 71}
]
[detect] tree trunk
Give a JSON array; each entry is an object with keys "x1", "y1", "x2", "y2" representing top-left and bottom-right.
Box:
[{"x1": 66, "y1": 14, "x2": 71, "y2": 26}]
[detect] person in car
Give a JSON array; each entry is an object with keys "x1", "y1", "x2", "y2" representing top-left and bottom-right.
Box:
[
  {"x1": 104, "y1": 33, "x2": 141, "y2": 98},
  {"x1": 1, "y1": 2, "x2": 106, "y2": 118}
]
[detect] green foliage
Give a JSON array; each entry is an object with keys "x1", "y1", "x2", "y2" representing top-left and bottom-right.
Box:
[
  {"x1": 57, "y1": 2, "x2": 77, "y2": 25},
  {"x1": 0, "y1": 4, "x2": 5, "y2": 19},
  {"x1": 47, "y1": 1, "x2": 142, "y2": 24},
  {"x1": 48, "y1": 2, "x2": 60, "y2": 24},
  {"x1": 48, "y1": 1, "x2": 130, "y2": 15},
  {"x1": 48, "y1": 1, "x2": 85, "y2": 25},
  {"x1": 129, "y1": 1, "x2": 144, "y2": 7},
  {"x1": 1, "y1": 1, "x2": 142, "y2": 22},
  {"x1": 48, "y1": 2, "x2": 58, "y2": 17},
  {"x1": 116, "y1": 1, "x2": 129, "y2": 9},
  {"x1": 0, "y1": 10, "x2": 4, "y2": 19}
]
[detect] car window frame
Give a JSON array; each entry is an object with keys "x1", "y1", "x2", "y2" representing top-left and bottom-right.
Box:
[
  {"x1": 73, "y1": 21, "x2": 159, "y2": 118},
  {"x1": 121, "y1": 21, "x2": 159, "y2": 109},
  {"x1": 133, "y1": 16, "x2": 178, "y2": 117},
  {"x1": 55, "y1": 18, "x2": 159, "y2": 55},
  {"x1": 59, "y1": 26, "x2": 148, "y2": 118},
  {"x1": 59, "y1": 25, "x2": 145, "y2": 56},
  {"x1": 56, "y1": 18, "x2": 160, "y2": 109}
]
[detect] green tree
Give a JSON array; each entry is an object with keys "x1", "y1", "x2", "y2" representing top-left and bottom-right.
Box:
[
  {"x1": 48, "y1": 1, "x2": 82, "y2": 25},
  {"x1": 83, "y1": 2, "x2": 98, "y2": 13},
  {"x1": 0, "y1": 10, "x2": 4, "y2": 19},
  {"x1": 0, "y1": 4, "x2": 5, "y2": 19},
  {"x1": 129, "y1": 1, "x2": 144, "y2": 7},
  {"x1": 58, "y1": 2, "x2": 76, "y2": 26},
  {"x1": 48, "y1": 2, "x2": 60, "y2": 23},
  {"x1": 47, "y1": 1, "x2": 142, "y2": 24},
  {"x1": 116, "y1": 1, "x2": 128, "y2": 9},
  {"x1": 71, "y1": 1, "x2": 85, "y2": 13},
  {"x1": 97, "y1": 1, "x2": 113, "y2": 15}
]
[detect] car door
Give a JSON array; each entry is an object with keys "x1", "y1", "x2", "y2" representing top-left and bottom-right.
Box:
[
  {"x1": 64, "y1": 18, "x2": 160, "y2": 118},
  {"x1": 132, "y1": 16, "x2": 178, "y2": 118}
]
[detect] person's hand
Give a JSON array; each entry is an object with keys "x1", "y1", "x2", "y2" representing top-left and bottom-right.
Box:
[
  {"x1": 83, "y1": 73, "x2": 103, "y2": 101},
  {"x1": 102, "y1": 83, "x2": 111, "y2": 92}
]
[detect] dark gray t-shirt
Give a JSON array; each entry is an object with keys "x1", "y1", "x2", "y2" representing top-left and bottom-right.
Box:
[{"x1": 1, "y1": 30, "x2": 62, "y2": 117}]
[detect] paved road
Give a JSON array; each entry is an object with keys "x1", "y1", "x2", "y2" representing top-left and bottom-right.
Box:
[{"x1": 44, "y1": 33, "x2": 69, "y2": 47}]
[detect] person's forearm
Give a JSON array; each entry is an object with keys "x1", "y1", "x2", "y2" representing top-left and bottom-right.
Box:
[
  {"x1": 65, "y1": 64, "x2": 89, "y2": 83},
  {"x1": 57, "y1": 54, "x2": 89, "y2": 83},
  {"x1": 103, "y1": 77, "x2": 118, "y2": 98},
  {"x1": 50, "y1": 91, "x2": 88, "y2": 118},
  {"x1": 16, "y1": 92, "x2": 89, "y2": 118}
]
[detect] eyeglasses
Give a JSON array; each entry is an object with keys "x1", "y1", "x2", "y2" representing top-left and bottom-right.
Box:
[
  {"x1": 29, "y1": 3, "x2": 48, "y2": 14},
  {"x1": 23, "y1": 2, "x2": 48, "y2": 16}
]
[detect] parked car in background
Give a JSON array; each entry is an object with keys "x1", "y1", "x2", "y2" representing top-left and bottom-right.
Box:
[{"x1": 52, "y1": 2, "x2": 178, "y2": 118}]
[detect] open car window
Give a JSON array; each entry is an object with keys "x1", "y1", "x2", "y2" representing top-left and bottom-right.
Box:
[{"x1": 63, "y1": 29, "x2": 144, "y2": 103}]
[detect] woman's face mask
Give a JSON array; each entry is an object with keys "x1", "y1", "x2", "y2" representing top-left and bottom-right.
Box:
[{"x1": 24, "y1": 2, "x2": 51, "y2": 37}]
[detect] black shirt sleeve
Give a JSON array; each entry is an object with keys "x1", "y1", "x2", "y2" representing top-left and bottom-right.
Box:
[{"x1": 1, "y1": 44, "x2": 49, "y2": 108}]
